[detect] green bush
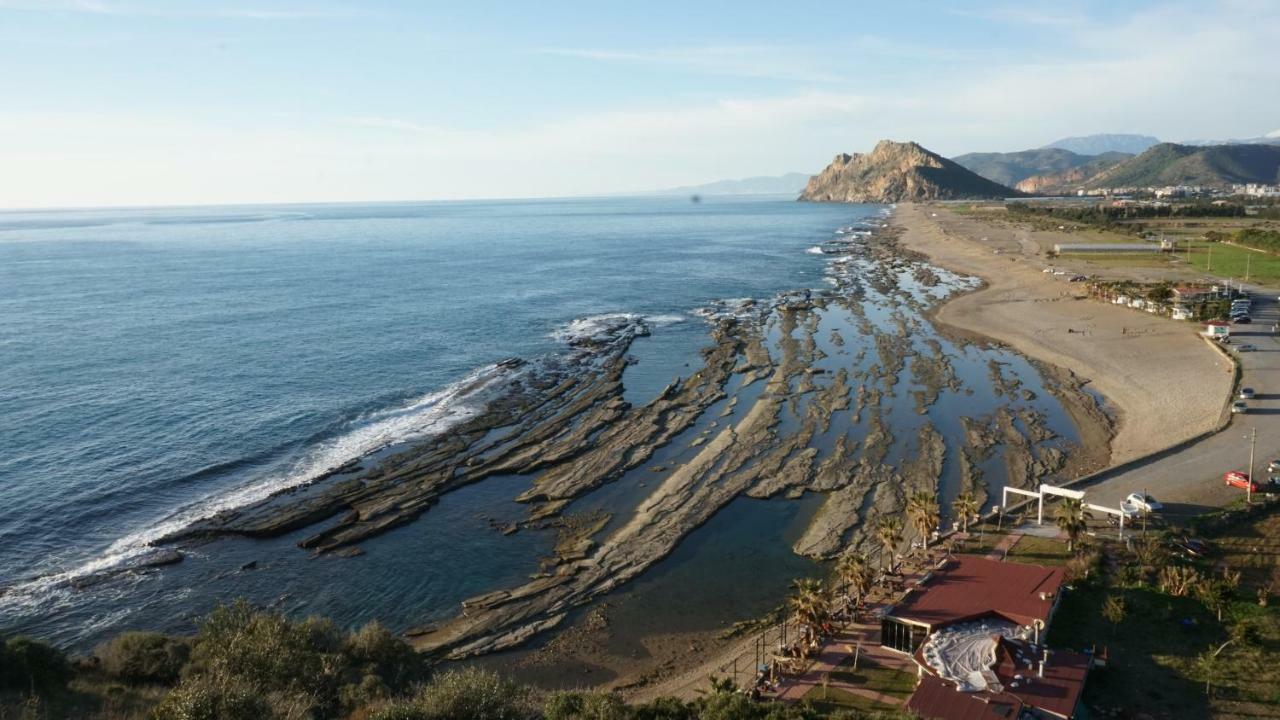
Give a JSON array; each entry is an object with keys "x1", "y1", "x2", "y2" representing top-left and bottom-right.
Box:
[
  {"x1": 95, "y1": 631, "x2": 190, "y2": 685},
  {"x1": 0, "y1": 636, "x2": 71, "y2": 693},
  {"x1": 372, "y1": 668, "x2": 535, "y2": 720},
  {"x1": 151, "y1": 673, "x2": 276, "y2": 720},
  {"x1": 544, "y1": 691, "x2": 630, "y2": 720},
  {"x1": 344, "y1": 621, "x2": 424, "y2": 692}
]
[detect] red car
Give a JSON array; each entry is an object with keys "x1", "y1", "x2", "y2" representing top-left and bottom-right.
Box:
[{"x1": 1224, "y1": 471, "x2": 1263, "y2": 492}]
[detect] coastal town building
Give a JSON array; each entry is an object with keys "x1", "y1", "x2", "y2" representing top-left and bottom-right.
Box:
[
  {"x1": 880, "y1": 556, "x2": 1089, "y2": 720},
  {"x1": 1172, "y1": 285, "x2": 1214, "y2": 304},
  {"x1": 1233, "y1": 182, "x2": 1280, "y2": 198}
]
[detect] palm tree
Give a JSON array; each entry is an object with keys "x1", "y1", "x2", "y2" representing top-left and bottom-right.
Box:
[
  {"x1": 952, "y1": 491, "x2": 979, "y2": 533},
  {"x1": 1055, "y1": 497, "x2": 1087, "y2": 553},
  {"x1": 834, "y1": 552, "x2": 872, "y2": 605},
  {"x1": 788, "y1": 578, "x2": 828, "y2": 628},
  {"x1": 907, "y1": 491, "x2": 941, "y2": 549},
  {"x1": 875, "y1": 516, "x2": 904, "y2": 572}
]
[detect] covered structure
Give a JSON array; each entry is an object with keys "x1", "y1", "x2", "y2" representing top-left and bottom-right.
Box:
[{"x1": 880, "y1": 556, "x2": 1063, "y2": 654}]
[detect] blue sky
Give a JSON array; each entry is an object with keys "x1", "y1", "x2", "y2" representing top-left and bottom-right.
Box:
[{"x1": 1, "y1": 0, "x2": 1277, "y2": 208}]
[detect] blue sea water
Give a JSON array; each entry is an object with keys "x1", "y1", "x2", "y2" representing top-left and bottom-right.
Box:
[{"x1": 0, "y1": 196, "x2": 880, "y2": 646}]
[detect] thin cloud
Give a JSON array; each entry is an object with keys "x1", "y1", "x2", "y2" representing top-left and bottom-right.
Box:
[
  {"x1": 0, "y1": 1, "x2": 357, "y2": 19},
  {"x1": 947, "y1": 4, "x2": 1088, "y2": 27},
  {"x1": 536, "y1": 45, "x2": 848, "y2": 84}
]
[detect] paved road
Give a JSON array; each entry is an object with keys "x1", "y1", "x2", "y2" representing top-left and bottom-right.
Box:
[{"x1": 1074, "y1": 283, "x2": 1280, "y2": 519}]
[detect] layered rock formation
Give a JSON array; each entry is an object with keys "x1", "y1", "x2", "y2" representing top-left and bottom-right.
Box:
[{"x1": 798, "y1": 140, "x2": 1020, "y2": 203}]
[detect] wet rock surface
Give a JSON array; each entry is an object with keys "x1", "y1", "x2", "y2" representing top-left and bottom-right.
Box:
[{"x1": 126, "y1": 210, "x2": 1113, "y2": 668}]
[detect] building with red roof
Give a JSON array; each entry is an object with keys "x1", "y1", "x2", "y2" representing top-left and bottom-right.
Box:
[
  {"x1": 880, "y1": 556, "x2": 1088, "y2": 719},
  {"x1": 880, "y1": 555, "x2": 1064, "y2": 654}
]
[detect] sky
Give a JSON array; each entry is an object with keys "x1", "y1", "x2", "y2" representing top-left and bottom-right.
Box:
[{"x1": 1, "y1": 0, "x2": 1278, "y2": 208}]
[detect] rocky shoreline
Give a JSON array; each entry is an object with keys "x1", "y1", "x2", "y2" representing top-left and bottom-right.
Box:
[{"x1": 74, "y1": 206, "x2": 1115, "y2": 681}]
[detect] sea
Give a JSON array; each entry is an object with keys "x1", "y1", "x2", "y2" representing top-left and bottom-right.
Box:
[{"x1": 0, "y1": 195, "x2": 1081, "y2": 657}]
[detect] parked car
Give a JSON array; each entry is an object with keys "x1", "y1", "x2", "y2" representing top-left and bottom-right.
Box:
[
  {"x1": 1225, "y1": 471, "x2": 1263, "y2": 492},
  {"x1": 1241, "y1": 387, "x2": 1256, "y2": 399},
  {"x1": 1124, "y1": 492, "x2": 1163, "y2": 513},
  {"x1": 1238, "y1": 344, "x2": 1257, "y2": 352},
  {"x1": 1233, "y1": 315, "x2": 1253, "y2": 324},
  {"x1": 1268, "y1": 458, "x2": 1280, "y2": 472},
  {"x1": 1231, "y1": 401, "x2": 1249, "y2": 414}
]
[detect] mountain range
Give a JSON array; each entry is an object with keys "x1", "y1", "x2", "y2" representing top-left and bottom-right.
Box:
[{"x1": 654, "y1": 172, "x2": 811, "y2": 196}]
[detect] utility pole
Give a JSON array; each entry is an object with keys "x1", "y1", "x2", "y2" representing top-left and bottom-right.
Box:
[
  {"x1": 1248, "y1": 427, "x2": 1257, "y2": 505},
  {"x1": 1208, "y1": 242, "x2": 1213, "y2": 272},
  {"x1": 1246, "y1": 253, "x2": 1252, "y2": 283}
]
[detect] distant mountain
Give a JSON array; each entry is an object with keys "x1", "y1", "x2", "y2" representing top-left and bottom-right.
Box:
[
  {"x1": 798, "y1": 140, "x2": 1021, "y2": 203},
  {"x1": 1043, "y1": 134, "x2": 1161, "y2": 156},
  {"x1": 1013, "y1": 153, "x2": 1133, "y2": 195},
  {"x1": 1086, "y1": 143, "x2": 1280, "y2": 188},
  {"x1": 952, "y1": 148, "x2": 1130, "y2": 188},
  {"x1": 657, "y1": 172, "x2": 811, "y2": 196}
]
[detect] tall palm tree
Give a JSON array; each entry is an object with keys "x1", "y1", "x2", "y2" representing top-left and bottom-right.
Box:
[
  {"x1": 834, "y1": 551, "x2": 872, "y2": 605},
  {"x1": 1055, "y1": 497, "x2": 1087, "y2": 553},
  {"x1": 875, "y1": 516, "x2": 904, "y2": 572},
  {"x1": 907, "y1": 491, "x2": 941, "y2": 549},
  {"x1": 952, "y1": 491, "x2": 979, "y2": 533},
  {"x1": 788, "y1": 577, "x2": 828, "y2": 628}
]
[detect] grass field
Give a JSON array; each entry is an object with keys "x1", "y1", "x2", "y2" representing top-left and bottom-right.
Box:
[
  {"x1": 802, "y1": 657, "x2": 915, "y2": 713},
  {"x1": 1047, "y1": 503, "x2": 1280, "y2": 719}
]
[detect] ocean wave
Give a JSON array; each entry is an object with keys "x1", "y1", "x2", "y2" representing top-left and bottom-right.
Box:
[
  {"x1": 806, "y1": 246, "x2": 825, "y2": 255},
  {"x1": 0, "y1": 363, "x2": 518, "y2": 614},
  {"x1": 2, "y1": 309, "x2": 669, "y2": 614}
]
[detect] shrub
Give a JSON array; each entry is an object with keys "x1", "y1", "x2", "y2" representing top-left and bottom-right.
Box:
[
  {"x1": 543, "y1": 691, "x2": 629, "y2": 720},
  {"x1": 345, "y1": 621, "x2": 424, "y2": 692},
  {"x1": 374, "y1": 668, "x2": 534, "y2": 720},
  {"x1": 94, "y1": 631, "x2": 189, "y2": 685},
  {"x1": 151, "y1": 672, "x2": 276, "y2": 720},
  {"x1": 0, "y1": 636, "x2": 71, "y2": 693}
]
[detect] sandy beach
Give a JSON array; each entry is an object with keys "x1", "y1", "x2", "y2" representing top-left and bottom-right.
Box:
[{"x1": 894, "y1": 203, "x2": 1233, "y2": 463}]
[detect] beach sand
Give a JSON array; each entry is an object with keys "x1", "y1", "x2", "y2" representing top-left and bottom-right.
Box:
[{"x1": 894, "y1": 203, "x2": 1232, "y2": 463}]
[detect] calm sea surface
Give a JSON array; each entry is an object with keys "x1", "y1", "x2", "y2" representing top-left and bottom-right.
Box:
[{"x1": 0, "y1": 196, "x2": 887, "y2": 647}]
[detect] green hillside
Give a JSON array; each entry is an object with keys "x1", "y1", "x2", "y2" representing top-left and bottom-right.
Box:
[
  {"x1": 952, "y1": 148, "x2": 1129, "y2": 186},
  {"x1": 1089, "y1": 143, "x2": 1280, "y2": 188}
]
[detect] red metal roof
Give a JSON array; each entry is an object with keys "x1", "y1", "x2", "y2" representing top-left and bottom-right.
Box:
[
  {"x1": 993, "y1": 639, "x2": 1089, "y2": 719},
  {"x1": 907, "y1": 639, "x2": 1089, "y2": 720},
  {"x1": 887, "y1": 556, "x2": 1064, "y2": 628},
  {"x1": 907, "y1": 675, "x2": 1023, "y2": 720}
]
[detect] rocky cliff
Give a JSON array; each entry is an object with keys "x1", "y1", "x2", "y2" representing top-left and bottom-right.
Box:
[{"x1": 798, "y1": 140, "x2": 1019, "y2": 203}]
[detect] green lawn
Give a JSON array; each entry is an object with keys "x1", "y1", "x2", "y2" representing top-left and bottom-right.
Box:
[
  {"x1": 801, "y1": 658, "x2": 915, "y2": 714},
  {"x1": 1048, "y1": 503, "x2": 1280, "y2": 719},
  {"x1": 1003, "y1": 534, "x2": 1073, "y2": 565},
  {"x1": 1180, "y1": 241, "x2": 1280, "y2": 283},
  {"x1": 1048, "y1": 585, "x2": 1218, "y2": 718},
  {"x1": 801, "y1": 686, "x2": 903, "y2": 713}
]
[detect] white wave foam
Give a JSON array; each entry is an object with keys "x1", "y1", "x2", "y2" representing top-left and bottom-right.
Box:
[
  {"x1": 550, "y1": 313, "x2": 645, "y2": 345},
  {"x1": 645, "y1": 314, "x2": 686, "y2": 326},
  {"x1": 806, "y1": 246, "x2": 825, "y2": 255},
  {"x1": 0, "y1": 364, "x2": 513, "y2": 613}
]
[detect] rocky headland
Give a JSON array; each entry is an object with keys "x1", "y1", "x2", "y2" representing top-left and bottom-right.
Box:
[{"x1": 797, "y1": 140, "x2": 1020, "y2": 203}]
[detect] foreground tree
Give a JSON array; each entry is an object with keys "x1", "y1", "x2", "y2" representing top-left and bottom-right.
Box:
[
  {"x1": 833, "y1": 551, "x2": 873, "y2": 606},
  {"x1": 875, "y1": 516, "x2": 904, "y2": 572},
  {"x1": 907, "y1": 491, "x2": 940, "y2": 550},
  {"x1": 951, "y1": 491, "x2": 979, "y2": 533},
  {"x1": 1055, "y1": 498, "x2": 1087, "y2": 553}
]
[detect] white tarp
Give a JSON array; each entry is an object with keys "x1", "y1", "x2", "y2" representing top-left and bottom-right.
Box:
[{"x1": 919, "y1": 619, "x2": 1031, "y2": 693}]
